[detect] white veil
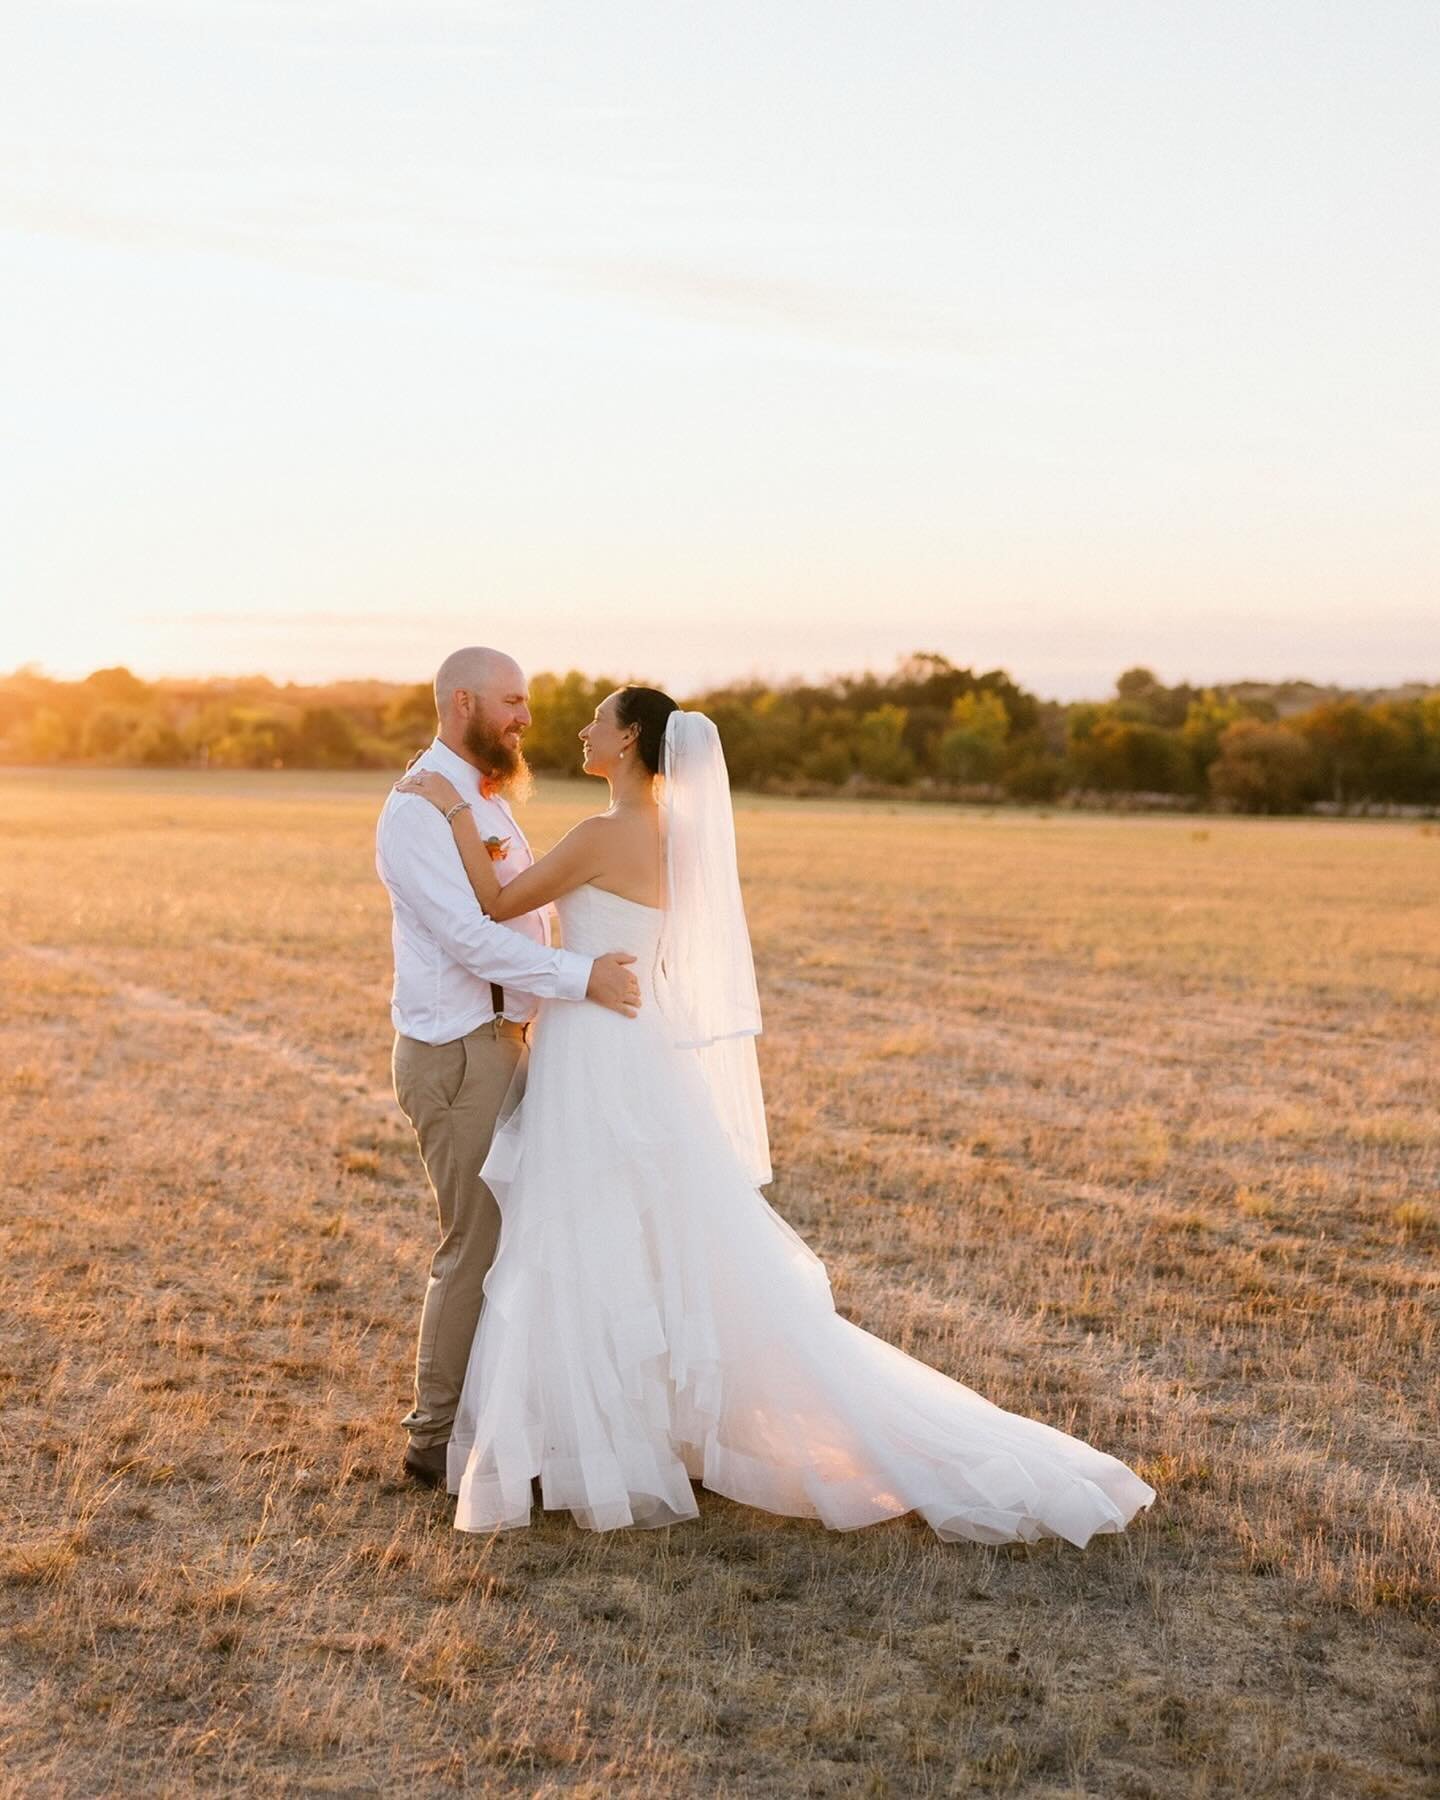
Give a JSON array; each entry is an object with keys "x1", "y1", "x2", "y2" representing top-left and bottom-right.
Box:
[{"x1": 653, "y1": 710, "x2": 772, "y2": 1187}]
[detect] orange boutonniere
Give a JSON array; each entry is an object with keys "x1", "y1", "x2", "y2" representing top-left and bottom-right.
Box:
[{"x1": 483, "y1": 834, "x2": 512, "y2": 863}]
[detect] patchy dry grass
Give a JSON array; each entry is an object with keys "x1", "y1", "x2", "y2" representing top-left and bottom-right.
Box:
[{"x1": 0, "y1": 768, "x2": 1436, "y2": 1797}]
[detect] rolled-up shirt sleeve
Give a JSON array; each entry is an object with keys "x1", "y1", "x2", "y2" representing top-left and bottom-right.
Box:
[{"x1": 380, "y1": 796, "x2": 592, "y2": 1001}]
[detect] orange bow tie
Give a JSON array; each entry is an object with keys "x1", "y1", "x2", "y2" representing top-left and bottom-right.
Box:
[{"x1": 480, "y1": 775, "x2": 501, "y2": 800}]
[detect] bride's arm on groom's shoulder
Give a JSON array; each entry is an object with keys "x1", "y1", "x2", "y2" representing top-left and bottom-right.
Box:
[
  {"x1": 392, "y1": 770, "x2": 505, "y2": 910},
  {"x1": 443, "y1": 809, "x2": 607, "y2": 921},
  {"x1": 377, "y1": 790, "x2": 595, "y2": 1004},
  {"x1": 390, "y1": 769, "x2": 504, "y2": 911},
  {"x1": 484, "y1": 821, "x2": 608, "y2": 920},
  {"x1": 443, "y1": 802, "x2": 505, "y2": 911},
  {"x1": 391, "y1": 770, "x2": 606, "y2": 921}
]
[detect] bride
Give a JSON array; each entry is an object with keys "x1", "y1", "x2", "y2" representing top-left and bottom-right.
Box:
[{"x1": 392, "y1": 687, "x2": 1156, "y2": 1548}]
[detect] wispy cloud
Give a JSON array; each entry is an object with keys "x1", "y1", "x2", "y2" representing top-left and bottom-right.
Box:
[
  {"x1": 150, "y1": 611, "x2": 464, "y2": 629},
  {"x1": 19, "y1": 0, "x2": 514, "y2": 59},
  {"x1": 40, "y1": 0, "x2": 515, "y2": 19},
  {"x1": 2, "y1": 172, "x2": 1005, "y2": 363},
  {"x1": 535, "y1": 253, "x2": 1010, "y2": 361},
  {"x1": 0, "y1": 188, "x2": 441, "y2": 295}
]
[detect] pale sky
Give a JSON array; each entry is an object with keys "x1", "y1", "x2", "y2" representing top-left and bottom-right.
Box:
[{"x1": 2, "y1": 0, "x2": 1436, "y2": 700}]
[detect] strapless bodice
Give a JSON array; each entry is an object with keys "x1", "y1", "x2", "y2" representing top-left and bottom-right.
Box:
[{"x1": 555, "y1": 884, "x2": 663, "y2": 987}]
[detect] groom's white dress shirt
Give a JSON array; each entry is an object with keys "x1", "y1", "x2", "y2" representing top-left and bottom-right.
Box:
[{"x1": 376, "y1": 737, "x2": 592, "y2": 1044}]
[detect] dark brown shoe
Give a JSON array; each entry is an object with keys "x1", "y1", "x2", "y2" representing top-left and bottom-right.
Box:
[{"x1": 402, "y1": 1440, "x2": 449, "y2": 1489}]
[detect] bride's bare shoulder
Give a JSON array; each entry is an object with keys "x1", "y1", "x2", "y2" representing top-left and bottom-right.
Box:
[
  {"x1": 561, "y1": 813, "x2": 613, "y2": 840},
  {"x1": 579, "y1": 808, "x2": 663, "y2": 904},
  {"x1": 559, "y1": 812, "x2": 630, "y2": 848},
  {"x1": 579, "y1": 806, "x2": 659, "y2": 837},
  {"x1": 556, "y1": 811, "x2": 651, "y2": 860}
]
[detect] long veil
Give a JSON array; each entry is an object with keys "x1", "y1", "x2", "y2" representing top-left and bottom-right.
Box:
[{"x1": 652, "y1": 710, "x2": 772, "y2": 1187}]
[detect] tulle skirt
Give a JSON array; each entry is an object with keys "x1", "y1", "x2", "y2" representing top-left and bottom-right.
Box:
[{"x1": 447, "y1": 994, "x2": 1156, "y2": 1548}]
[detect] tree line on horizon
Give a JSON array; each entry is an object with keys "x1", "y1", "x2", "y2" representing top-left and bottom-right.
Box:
[{"x1": 2, "y1": 654, "x2": 1438, "y2": 814}]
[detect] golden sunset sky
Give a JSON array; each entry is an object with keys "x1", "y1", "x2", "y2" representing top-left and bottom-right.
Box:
[{"x1": 2, "y1": 0, "x2": 1435, "y2": 698}]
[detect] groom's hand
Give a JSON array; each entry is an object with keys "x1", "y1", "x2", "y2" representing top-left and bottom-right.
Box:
[{"x1": 587, "y1": 952, "x2": 641, "y2": 1017}]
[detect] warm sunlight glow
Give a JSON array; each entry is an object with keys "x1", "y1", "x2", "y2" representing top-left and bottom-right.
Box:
[{"x1": 3, "y1": 1, "x2": 1436, "y2": 698}]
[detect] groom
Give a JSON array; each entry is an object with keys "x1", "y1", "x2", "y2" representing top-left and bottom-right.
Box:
[{"x1": 376, "y1": 646, "x2": 641, "y2": 1488}]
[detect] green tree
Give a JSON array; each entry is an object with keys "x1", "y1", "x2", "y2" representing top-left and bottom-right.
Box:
[
  {"x1": 1001, "y1": 751, "x2": 1065, "y2": 801},
  {"x1": 1068, "y1": 715, "x2": 1194, "y2": 793},
  {"x1": 298, "y1": 707, "x2": 360, "y2": 768},
  {"x1": 131, "y1": 719, "x2": 186, "y2": 766},
  {"x1": 82, "y1": 666, "x2": 153, "y2": 707},
  {"x1": 1114, "y1": 666, "x2": 1200, "y2": 729},
  {"x1": 1354, "y1": 700, "x2": 1435, "y2": 804},
  {"x1": 691, "y1": 693, "x2": 767, "y2": 786},
  {"x1": 24, "y1": 708, "x2": 73, "y2": 761},
  {"x1": 188, "y1": 705, "x2": 302, "y2": 768},
  {"x1": 382, "y1": 683, "x2": 436, "y2": 753},
  {"x1": 82, "y1": 705, "x2": 147, "y2": 761},
  {"x1": 937, "y1": 690, "x2": 1009, "y2": 783},
  {"x1": 750, "y1": 691, "x2": 807, "y2": 780},
  {"x1": 1294, "y1": 701, "x2": 1395, "y2": 805},
  {"x1": 799, "y1": 734, "x2": 854, "y2": 785},
  {"x1": 1064, "y1": 701, "x2": 1107, "y2": 748},
  {"x1": 1181, "y1": 691, "x2": 1248, "y2": 776},
  {"x1": 854, "y1": 705, "x2": 915, "y2": 784},
  {"x1": 687, "y1": 685, "x2": 810, "y2": 786},
  {"x1": 1209, "y1": 721, "x2": 1317, "y2": 813}
]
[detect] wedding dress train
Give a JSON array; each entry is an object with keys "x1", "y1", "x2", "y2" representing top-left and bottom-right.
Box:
[{"x1": 448, "y1": 883, "x2": 1156, "y2": 1548}]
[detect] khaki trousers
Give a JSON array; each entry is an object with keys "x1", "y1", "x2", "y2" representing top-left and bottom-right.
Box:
[{"x1": 392, "y1": 1020, "x2": 527, "y2": 1449}]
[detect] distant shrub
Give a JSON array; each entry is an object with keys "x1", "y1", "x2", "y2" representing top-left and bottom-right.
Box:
[
  {"x1": 1001, "y1": 750, "x2": 1066, "y2": 801},
  {"x1": 1181, "y1": 691, "x2": 1250, "y2": 775},
  {"x1": 1209, "y1": 721, "x2": 1317, "y2": 813},
  {"x1": 131, "y1": 720, "x2": 186, "y2": 766},
  {"x1": 22, "y1": 708, "x2": 73, "y2": 761},
  {"x1": 1068, "y1": 717, "x2": 1195, "y2": 794},
  {"x1": 799, "y1": 737, "x2": 854, "y2": 785},
  {"x1": 854, "y1": 705, "x2": 915, "y2": 784},
  {"x1": 936, "y1": 691, "x2": 1009, "y2": 783},
  {"x1": 297, "y1": 707, "x2": 361, "y2": 769},
  {"x1": 382, "y1": 682, "x2": 436, "y2": 757},
  {"x1": 82, "y1": 666, "x2": 153, "y2": 707},
  {"x1": 82, "y1": 705, "x2": 148, "y2": 762}
]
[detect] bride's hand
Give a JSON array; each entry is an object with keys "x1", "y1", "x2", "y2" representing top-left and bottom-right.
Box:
[{"x1": 394, "y1": 769, "x2": 464, "y2": 814}]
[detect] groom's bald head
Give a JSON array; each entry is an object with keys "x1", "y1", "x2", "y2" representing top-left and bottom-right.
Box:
[
  {"x1": 433, "y1": 646, "x2": 532, "y2": 787},
  {"x1": 434, "y1": 646, "x2": 523, "y2": 716}
]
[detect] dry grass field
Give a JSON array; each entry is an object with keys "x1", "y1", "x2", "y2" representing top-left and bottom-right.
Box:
[{"x1": 1, "y1": 768, "x2": 1436, "y2": 1798}]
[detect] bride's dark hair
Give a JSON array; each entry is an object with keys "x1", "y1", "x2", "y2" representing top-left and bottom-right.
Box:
[{"x1": 616, "y1": 686, "x2": 679, "y2": 776}]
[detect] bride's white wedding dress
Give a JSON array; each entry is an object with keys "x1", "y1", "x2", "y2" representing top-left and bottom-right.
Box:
[{"x1": 447, "y1": 882, "x2": 1156, "y2": 1549}]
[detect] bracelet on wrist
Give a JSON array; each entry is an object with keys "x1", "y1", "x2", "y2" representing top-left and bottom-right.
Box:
[{"x1": 443, "y1": 799, "x2": 471, "y2": 823}]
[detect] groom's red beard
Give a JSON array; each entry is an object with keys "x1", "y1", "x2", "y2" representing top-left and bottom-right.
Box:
[{"x1": 462, "y1": 716, "x2": 533, "y2": 799}]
